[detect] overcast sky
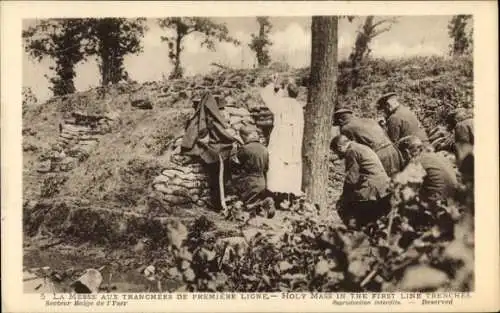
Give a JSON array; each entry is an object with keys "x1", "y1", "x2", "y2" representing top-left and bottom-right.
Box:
[{"x1": 23, "y1": 16, "x2": 455, "y2": 102}]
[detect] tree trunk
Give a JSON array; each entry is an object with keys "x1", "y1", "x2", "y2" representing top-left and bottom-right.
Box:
[
  {"x1": 175, "y1": 36, "x2": 181, "y2": 75},
  {"x1": 96, "y1": 19, "x2": 112, "y2": 86},
  {"x1": 302, "y1": 16, "x2": 338, "y2": 210},
  {"x1": 172, "y1": 28, "x2": 183, "y2": 79},
  {"x1": 97, "y1": 19, "x2": 124, "y2": 85},
  {"x1": 256, "y1": 22, "x2": 265, "y2": 67},
  {"x1": 350, "y1": 16, "x2": 373, "y2": 89},
  {"x1": 51, "y1": 57, "x2": 77, "y2": 96},
  {"x1": 101, "y1": 50, "x2": 111, "y2": 86}
]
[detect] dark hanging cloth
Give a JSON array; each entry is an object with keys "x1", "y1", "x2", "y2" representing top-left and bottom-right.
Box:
[
  {"x1": 181, "y1": 92, "x2": 236, "y2": 164},
  {"x1": 180, "y1": 92, "x2": 236, "y2": 212}
]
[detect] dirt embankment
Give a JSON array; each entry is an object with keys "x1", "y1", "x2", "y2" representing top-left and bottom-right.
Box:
[
  {"x1": 23, "y1": 67, "x2": 306, "y2": 245},
  {"x1": 22, "y1": 56, "x2": 473, "y2": 292},
  {"x1": 23, "y1": 57, "x2": 473, "y2": 244}
]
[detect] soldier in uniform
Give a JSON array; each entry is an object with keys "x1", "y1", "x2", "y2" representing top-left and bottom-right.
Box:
[
  {"x1": 232, "y1": 125, "x2": 275, "y2": 218},
  {"x1": 398, "y1": 136, "x2": 458, "y2": 204},
  {"x1": 398, "y1": 136, "x2": 459, "y2": 233},
  {"x1": 376, "y1": 92, "x2": 429, "y2": 144},
  {"x1": 330, "y1": 135, "x2": 391, "y2": 229},
  {"x1": 446, "y1": 108, "x2": 474, "y2": 184},
  {"x1": 333, "y1": 108, "x2": 402, "y2": 177}
]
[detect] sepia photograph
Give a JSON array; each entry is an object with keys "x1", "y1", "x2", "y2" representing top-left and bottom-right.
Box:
[
  {"x1": 19, "y1": 14, "x2": 476, "y2": 295},
  {"x1": 2, "y1": 1, "x2": 499, "y2": 312}
]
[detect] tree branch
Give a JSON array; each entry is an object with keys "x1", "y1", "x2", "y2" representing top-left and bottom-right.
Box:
[
  {"x1": 372, "y1": 17, "x2": 398, "y2": 29},
  {"x1": 371, "y1": 26, "x2": 393, "y2": 38}
]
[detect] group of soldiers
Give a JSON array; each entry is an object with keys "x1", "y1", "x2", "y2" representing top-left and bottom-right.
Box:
[
  {"x1": 330, "y1": 92, "x2": 474, "y2": 229},
  {"x1": 213, "y1": 83, "x2": 473, "y2": 230}
]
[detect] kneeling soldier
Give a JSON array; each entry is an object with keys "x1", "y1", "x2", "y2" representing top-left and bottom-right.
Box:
[
  {"x1": 398, "y1": 136, "x2": 458, "y2": 204},
  {"x1": 330, "y1": 134, "x2": 392, "y2": 229},
  {"x1": 233, "y1": 125, "x2": 275, "y2": 218}
]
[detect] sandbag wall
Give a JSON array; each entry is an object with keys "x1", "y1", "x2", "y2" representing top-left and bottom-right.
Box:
[
  {"x1": 249, "y1": 107, "x2": 274, "y2": 144},
  {"x1": 151, "y1": 104, "x2": 268, "y2": 208},
  {"x1": 37, "y1": 111, "x2": 118, "y2": 174},
  {"x1": 223, "y1": 105, "x2": 262, "y2": 140},
  {"x1": 130, "y1": 70, "x2": 276, "y2": 112},
  {"x1": 152, "y1": 153, "x2": 211, "y2": 207},
  {"x1": 133, "y1": 69, "x2": 285, "y2": 208}
]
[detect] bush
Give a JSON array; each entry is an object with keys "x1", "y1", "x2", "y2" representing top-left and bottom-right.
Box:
[
  {"x1": 268, "y1": 61, "x2": 291, "y2": 73},
  {"x1": 113, "y1": 158, "x2": 162, "y2": 207},
  {"x1": 151, "y1": 156, "x2": 474, "y2": 292},
  {"x1": 22, "y1": 87, "x2": 38, "y2": 117},
  {"x1": 41, "y1": 174, "x2": 68, "y2": 198},
  {"x1": 335, "y1": 56, "x2": 473, "y2": 131}
]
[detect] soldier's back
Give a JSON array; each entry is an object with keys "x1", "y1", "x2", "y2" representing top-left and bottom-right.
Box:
[
  {"x1": 455, "y1": 118, "x2": 474, "y2": 145},
  {"x1": 417, "y1": 152, "x2": 458, "y2": 201},
  {"x1": 388, "y1": 106, "x2": 428, "y2": 142},
  {"x1": 341, "y1": 117, "x2": 391, "y2": 150}
]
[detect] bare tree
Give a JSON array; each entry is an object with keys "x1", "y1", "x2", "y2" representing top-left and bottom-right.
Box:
[
  {"x1": 349, "y1": 16, "x2": 398, "y2": 89},
  {"x1": 302, "y1": 16, "x2": 338, "y2": 210}
]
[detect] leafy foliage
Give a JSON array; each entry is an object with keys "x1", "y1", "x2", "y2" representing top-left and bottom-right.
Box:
[
  {"x1": 23, "y1": 19, "x2": 90, "y2": 96},
  {"x1": 23, "y1": 18, "x2": 147, "y2": 95},
  {"x1": 41, "y1": 174, "x2": 68, "y2": 198},
  {"x1": 448, "y1": 15, "x2": 473, "y2": 56},
  {"x1": 85, "y1": 18, "x2": 147, "y2": 86},
  {"x1": 158, "y1": 18, "x2": 241, "y2": 79},
  {"x1": 155, "y1": 164, "x2": 473, "y2": 292},
  {"x1": 23, "y1": 87, "x2": 38, "y2": 116},
  {"x1": 348, "y1": 16, "x2": 398, "y2": 89},
  {"x1": 335, "y1": 56, "x2": 473, "y2": 131},
  {"x1": 248, "y1": 17, "x2": 273, "y2": 67}
]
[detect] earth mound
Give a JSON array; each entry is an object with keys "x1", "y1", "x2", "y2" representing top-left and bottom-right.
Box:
[{"x1": 23, "y1": 56, "x2": 474, "y2": 293}]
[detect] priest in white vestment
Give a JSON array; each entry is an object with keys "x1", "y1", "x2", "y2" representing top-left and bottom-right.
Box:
[{"x1": 259, "y1": 75, "x2": 305, "y2": 197}]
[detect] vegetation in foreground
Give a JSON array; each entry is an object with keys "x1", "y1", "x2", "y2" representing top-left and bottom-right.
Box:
[{"x1": 22, "y1": 55, "x2": 474, "y2": 292}]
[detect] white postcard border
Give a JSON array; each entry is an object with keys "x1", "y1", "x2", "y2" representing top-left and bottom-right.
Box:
[{"x1": 2, "y1": 1, "x2": 498, "y2": 312}]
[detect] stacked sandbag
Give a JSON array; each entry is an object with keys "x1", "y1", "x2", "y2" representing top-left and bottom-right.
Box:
[
  {"x1": 249, "y1": 107, "x2": 273, "y2": 128},
  {"x1": 126, "y1": 66, "x2": 309, "y2": 113},
  {"x1": 38, "y1": 111, "x2": 119, "y2": 173},
  {"x1": 156, "y1": 75, "x2": 269, "y2": 140},
  {"x1": 149, "y1": 101, "x2": 261, "y2": 209},
  {"x1": 248, "y1": 106, "x2": 274, "y2": 145},
  {"x1": 147, "y1": 77, "x2": 274, "y2": 208},
  {"x1": 148, "y1": 70, "x2": 271, "y2": 111},
  {"x1": 152, "y1": 153, "x2": 212, "y2": 207},
  {"x1": 130, "y1": 89, "x2": 153, "y2": 110},
  {"x1": 223, "y1": 104, "x2": 258, "y2": 139}
]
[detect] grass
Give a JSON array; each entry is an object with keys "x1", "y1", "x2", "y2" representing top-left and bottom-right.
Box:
[
  {"x1": 23, "y1": 55, "x2": 473, "y2": 240},
  {"x1": 21, "y1": 56, "x2": 474, "y2": 293},
  {"x1": 57, "y1": 107, "x2": 192, "y2": 210}
]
